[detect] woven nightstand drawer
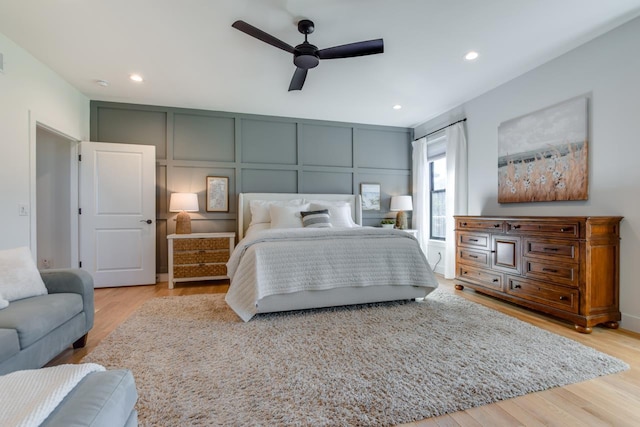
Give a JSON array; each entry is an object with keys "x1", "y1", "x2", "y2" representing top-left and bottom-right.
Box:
[
  {"x1": 173, "y1": 263, "x2": 227, "y2": 278},
  {"x1": 173, "y1": 250, "x2": 229, "y2": 265},
  {"x1": 174, "y1": 238, "x2": 229, "y2": 251}
]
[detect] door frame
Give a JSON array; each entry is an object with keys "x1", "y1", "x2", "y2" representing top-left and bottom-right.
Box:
[{"x1": 29, "y1": 111, "x2": 80, "y2": 267}]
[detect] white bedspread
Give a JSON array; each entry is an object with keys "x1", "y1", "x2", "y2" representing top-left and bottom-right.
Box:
[
  {"x1": 226, "y1": 227, "x2": 439, "y2": 321},
  {"x1": 0, "y1": 363, "x2": 105, "y2": 427}
]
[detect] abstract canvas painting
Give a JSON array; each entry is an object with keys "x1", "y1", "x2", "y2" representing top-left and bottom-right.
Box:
[{"x1": 498, "y1": 96, "x2": 588, "y2": 203}]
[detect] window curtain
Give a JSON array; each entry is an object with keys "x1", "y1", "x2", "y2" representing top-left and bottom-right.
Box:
[
  {"x1": 444, "y1": 122, "x2": 468, "y2": 279},
  {"x1": 411, "y1": 137, "x2": 429, "y2": 251}
]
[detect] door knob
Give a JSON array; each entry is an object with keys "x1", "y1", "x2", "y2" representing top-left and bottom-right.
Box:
[{"x1": 140, "y1": 219, "x2": 153, "y2": 224}]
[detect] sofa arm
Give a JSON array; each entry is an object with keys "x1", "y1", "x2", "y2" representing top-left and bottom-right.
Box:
[{"x1": 40, "y1": 269, "x2": 95, "y2": 330}]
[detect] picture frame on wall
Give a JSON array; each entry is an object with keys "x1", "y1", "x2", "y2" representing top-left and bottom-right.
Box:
[
  {"x1": 497, "y1": 96, "x2": 588, "y2": 203},
  {"x1": 206, "y1": 176, "x2": 229, "y2": 212},
  {"x1": 360, "y1": 183, "x2": 381, "y2": 211}
]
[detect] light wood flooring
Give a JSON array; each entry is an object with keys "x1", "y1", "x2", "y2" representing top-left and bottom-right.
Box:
[{"x1": 49, "y1": 278, "x2": 640, "y2": 426}]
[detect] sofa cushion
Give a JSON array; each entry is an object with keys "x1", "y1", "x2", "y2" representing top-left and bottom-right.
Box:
[
  {"x1": 0, "y1": 294, "x2": 83, "y2": 348},
  {"x1": 0, "y1": 328, "x2": 20, "y2": 362},
  {"x1": 41, "y1": 369, "x2": 138, "y2": 427},
  {"x1": 0, "y1": 247, "x2": 48, "y2": 309}
]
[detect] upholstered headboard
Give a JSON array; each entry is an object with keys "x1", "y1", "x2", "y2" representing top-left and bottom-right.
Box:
[{"x1": 237, "y1": 193, "x2": 362, "y2": 239}]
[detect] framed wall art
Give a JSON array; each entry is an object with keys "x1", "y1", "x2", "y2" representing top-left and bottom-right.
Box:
[
  {"x1": 206, "y1": 176, "x2": 229, "y2": 212},
  {"x1": 497, "y1": 96, "x2": 588, "y2": 203},
  {"x1": 360, "y1": 183, "x2": 381, "y2": 211}
]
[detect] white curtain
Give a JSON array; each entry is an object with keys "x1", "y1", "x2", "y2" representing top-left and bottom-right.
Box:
[
  {"x1": 411, "y1": 137, "x2": 429, "y2": 251},
  {"x1": 444, "y1": 122, "x2": 468, "y2": 279}
]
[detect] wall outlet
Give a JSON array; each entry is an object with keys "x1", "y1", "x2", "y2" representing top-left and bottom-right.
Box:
[
  {"x1": 18, "y1": 204, "x2": 29, "y2": 216},
  {"x1": 41, "y1": 259, "x2": 52, "y2": 269}
]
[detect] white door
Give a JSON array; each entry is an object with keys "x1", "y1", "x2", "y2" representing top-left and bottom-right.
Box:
[{"x1": 79, "y1": 142, "x2": 156, "y2": 287}]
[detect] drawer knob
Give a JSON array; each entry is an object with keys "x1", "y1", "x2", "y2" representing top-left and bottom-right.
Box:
[
  {"x1": 469, "y1": 238, "x2": 478, "y2": 242},
  {"x1": 514, "y1": 284, "x2": 521, "y2": 289},
  {"x1": 468, "y1": 255, "x2": 478, "y2": 259},
  {"x1": 542, "y1": 268, "x2": 558, "y2": 273},
  {"x1": 492, "y1": 279, "x2": 499, "y2": 283},
  {"x1": 559, "y1": 296, "x2": 567, "y2": 301},
  {"x1": 544, "y1": 247, "x2": 559, "y2": 251},
  {"x1": 461, "y1": 222, "x2": 468, "y2": 227},
  {"x1": 512, "y1": 224, "x2": 521, "y2": 229},
  {"x1": 494, "y1": 223, "x2": 501, "y2": 228}
]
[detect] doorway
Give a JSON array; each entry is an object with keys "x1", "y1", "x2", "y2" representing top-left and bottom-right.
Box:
[{"x1": 35, "y1": 126, "x2": 78, "y2": 270}]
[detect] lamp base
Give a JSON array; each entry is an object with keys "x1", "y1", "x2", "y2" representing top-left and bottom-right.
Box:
[
  {"x1": 175, "y1": 211, "x2": 192, "y2": 234},
  {"x1": 395, "y1": 210, "x2": 407, "y2": 230}
]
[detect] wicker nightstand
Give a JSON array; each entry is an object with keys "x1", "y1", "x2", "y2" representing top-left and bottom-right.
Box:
[{"x1": 167, "y1": 232, "x2": 235, "y2": 289}]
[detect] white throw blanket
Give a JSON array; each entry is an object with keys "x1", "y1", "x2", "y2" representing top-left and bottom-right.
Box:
[
  {"x1": 226, "y1": 227, "x2": 439, "y2": 321},
  {"x1": 0, "y1": 363, "x2": 105, "y2": 427}
]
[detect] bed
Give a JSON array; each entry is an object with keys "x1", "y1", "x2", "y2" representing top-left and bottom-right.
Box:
[{"x1": 225, "y1": 193, "x2": 439, "y2": 321}]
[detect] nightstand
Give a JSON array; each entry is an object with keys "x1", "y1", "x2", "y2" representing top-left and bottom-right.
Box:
[{"x1": 167, "y1": 232, "x2": 235, "y2": 289}]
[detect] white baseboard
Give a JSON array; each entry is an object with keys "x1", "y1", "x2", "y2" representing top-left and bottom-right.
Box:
[{"x1": 621, "y1": 312, "x2": 640, "y2": 334}]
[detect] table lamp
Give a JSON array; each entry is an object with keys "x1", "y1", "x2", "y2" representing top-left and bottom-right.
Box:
[
  {"x1": 169, "y1": 193, "x2": 199, "y2": 234},
  {"x1": 390, "y1": 195, "x2": 413, "y2": 230}
]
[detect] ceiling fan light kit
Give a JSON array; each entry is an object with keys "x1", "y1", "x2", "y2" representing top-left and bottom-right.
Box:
[{"x1": 232, "y1": 19, "x2": 383, "y2": 91}]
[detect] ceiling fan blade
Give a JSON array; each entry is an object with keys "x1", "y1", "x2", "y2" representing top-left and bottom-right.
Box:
[
  {"x1": 232, "y1": 20, "x2": 295, "y2": 54},
  {"x1": 317, "y1": 39, "x2": 384, "y2": 60},
  {"x1": 288, "y1": 68, "x2": 308, "y2": 91}
]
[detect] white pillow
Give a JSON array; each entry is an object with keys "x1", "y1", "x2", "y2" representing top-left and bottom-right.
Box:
[
  {"x1": 269, "y1": 204, "x2": 310, "y2": 229},
  {"x1": 249, "y1": 199, "x2": 304, "y2": 226},
  {"x1": 0, "y1": 247, "x2": 48, "y2": 309},
  {"x1": 309, "y1": 202, "x2": 358, "y2": 228},
  {"x1": 244, "y1": 223, "x2": 271, "y2": 238}
]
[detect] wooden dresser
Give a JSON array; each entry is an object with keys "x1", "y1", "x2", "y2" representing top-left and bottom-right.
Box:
[
  {"x1": 167, "y1": 232, "x2": 235, "y2": 289},
  {"x1": 454, "y1": 215, "x2": 622, "y2": 333}
]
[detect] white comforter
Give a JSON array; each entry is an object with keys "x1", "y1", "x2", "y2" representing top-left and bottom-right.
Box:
[{"x1": 225, "y1": 227, "x2": 439, "y2": 321}]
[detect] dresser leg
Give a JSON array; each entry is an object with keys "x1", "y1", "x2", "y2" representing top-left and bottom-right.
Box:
[
  {"x1": 454, "y1": 284, "x2": 464, "y2": 291},
  {"x1": 601, "y1": 321, "x2": 619, "y2": 329},
  {"x1": 574, "y1": 324, "x2": 593, "y2": 334}
]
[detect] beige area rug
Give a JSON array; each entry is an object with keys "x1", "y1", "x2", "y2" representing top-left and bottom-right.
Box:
[{"x1": 83, "y1": 290, "x2": 628, "y2": 426}]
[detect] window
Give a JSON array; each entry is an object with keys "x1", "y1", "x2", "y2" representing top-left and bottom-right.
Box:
[{"x1": 430, "y1": 156, "x2": 446, "y2": 240}]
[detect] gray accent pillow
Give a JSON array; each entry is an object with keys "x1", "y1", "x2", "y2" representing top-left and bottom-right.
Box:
[{"x1": 300, "y1": 209, "x2": 332, "y2": 228}]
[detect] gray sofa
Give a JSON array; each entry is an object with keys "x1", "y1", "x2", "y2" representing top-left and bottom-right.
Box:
[
  {"x1": 0, "y1": 268, "x2": 94, "y2": 376},
  {"x1": 0, "y1": 268, "x2": 139, "y2": 426}
]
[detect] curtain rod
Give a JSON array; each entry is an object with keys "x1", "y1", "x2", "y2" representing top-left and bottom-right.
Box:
[{"x1": 417, "y1": 118, "x2": 467, "y2": 140}]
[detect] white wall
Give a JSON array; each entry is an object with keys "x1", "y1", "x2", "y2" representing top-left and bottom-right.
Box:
[
  {"x1": 0, "y1": 31, "x2": 89, "y2": 251},
  {"x1": 415, "y1": 16, "x2": 640, "y2": 333}
]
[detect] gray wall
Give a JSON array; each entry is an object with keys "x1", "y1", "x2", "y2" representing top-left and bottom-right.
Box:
[
  {"x1": 91, "y1": 101, "x2": 413, "y2": 273},
  {"x1": 414, "y1": 16, "x2": 640, "y2": 333}
]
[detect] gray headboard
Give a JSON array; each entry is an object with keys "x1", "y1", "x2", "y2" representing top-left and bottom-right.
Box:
[{"x1": 237, "y1": 193, "x2": 362, "y2": 239}]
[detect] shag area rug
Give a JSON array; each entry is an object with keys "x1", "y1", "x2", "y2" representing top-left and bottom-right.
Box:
[{"x1": 83, "y1": 290, "x2": 628, "y2": 426}]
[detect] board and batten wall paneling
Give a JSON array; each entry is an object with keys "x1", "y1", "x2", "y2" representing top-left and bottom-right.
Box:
[
  {"x1": 173, "y1": 113, "x2": 235, "y2": 162},
  {"x1": 90, "y1": 101, "x2": 413, "y2": 275},
  {"x1": 95, "y1": 107, "x2": 168, "y2": 160}
]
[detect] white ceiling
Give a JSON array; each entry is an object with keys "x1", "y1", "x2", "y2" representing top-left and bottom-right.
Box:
[{"x1": 1, "y1": 0, "x2": 640, "y2": 128}]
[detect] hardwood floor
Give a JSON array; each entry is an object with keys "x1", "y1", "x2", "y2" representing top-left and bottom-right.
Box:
[{"x1": 49, "y1": 278, "x2": 640, "y2": 426}]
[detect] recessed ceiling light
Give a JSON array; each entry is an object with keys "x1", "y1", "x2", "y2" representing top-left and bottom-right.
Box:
[
  {"x1": 464, "y1": 51, "x2": 479, "y2": 61},
  {"x1": 129, "y1": 74, "x2": 144, "y2": 83},
  {"x1": 96, "y1": 79, "x2": 109, "y2": 87},
  {"x1": 393, "y1": 104, "x2": 402, "y2": 110}
]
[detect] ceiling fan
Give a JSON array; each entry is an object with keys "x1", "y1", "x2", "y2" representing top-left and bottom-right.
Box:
[{"x1": 231, "y1": 19, "x2": 384, "y2": 91}]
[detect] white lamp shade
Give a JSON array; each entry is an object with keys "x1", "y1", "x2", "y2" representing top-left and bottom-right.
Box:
[
  {"x1": 169, "y1": 193, "x2": 199, "y2": 212},
  {"x1": 390, "y1": 195, "x2": 413, "y2": 211}
]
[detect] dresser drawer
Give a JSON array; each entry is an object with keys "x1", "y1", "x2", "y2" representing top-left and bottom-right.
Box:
[
  {"x1": 173, "y1": 238, "x2": 230, "y2": 251},
  {"x1": 457, "y1": 232, "x2": 490, "y2": 250},
  {"x1": 173, "y1": 250, "x2": 229, "y2": 265},
  {"x1": 524, "y1": 259, "x2": 578, "y2": 287},
  {"x1": 457, "y1": 218, "x2": 503, "y2": 232},
  {"x1": 457, "y1": 265, "x2": 503, "y2": 291},
  {"x1": 523, "y1": 238, "x2": 578, "y2": 262},
  {"x1": 458, "y1": 248, "x2": 490, "y2": 267},
  {"x1": 174, "y1": 263, "x2": 227, "y2": 279},
  {"x1": 506, "y1": 277, "x2": 579, "y2": 313},
  {"x1": 506, "y1": 220, "x2": 579, "y2": 238}
]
